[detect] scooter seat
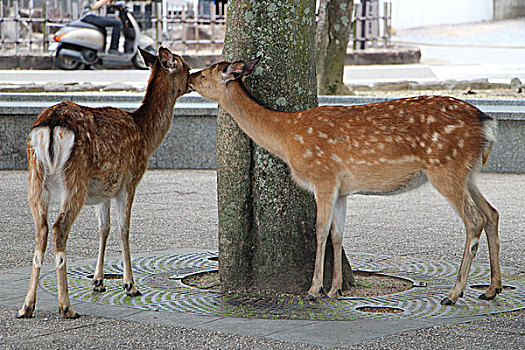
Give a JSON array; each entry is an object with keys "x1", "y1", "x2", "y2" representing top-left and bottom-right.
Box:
[{"x1": 69, "y1": 19, "x2": 105, "y2": 34}]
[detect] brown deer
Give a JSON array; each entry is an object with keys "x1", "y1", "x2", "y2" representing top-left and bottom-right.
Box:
[
  {"x1": 17, "y1": 47, "x2": 190, "y2": 319},
  {"x1": 188, "y1": 57, "x2": 502, "y2": 305}
]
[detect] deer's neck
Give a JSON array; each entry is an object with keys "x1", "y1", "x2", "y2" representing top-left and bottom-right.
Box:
[
  {"x1": 133, "y1": 69, "x2": 178, "y2": 154},
  {"x1": 219, "y1": 81, "x2": 289, "y2": 159}
]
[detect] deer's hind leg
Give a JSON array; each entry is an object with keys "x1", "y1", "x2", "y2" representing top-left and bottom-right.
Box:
[
  {"x1": 92, "y1": 200, "x2": 111, "y2": 293},
  {"x1": 467, "y1": 179, "x2": 502, "y2": 300},
  {"x1": 17, "y1": 165, "x2": 50, "y2": 318},
  {"x1": 53, "y1": 176, "x2": 88, "y2": 318},
  {"x1": 426, "y1": 168, "x2": 487, "y2": 305}
]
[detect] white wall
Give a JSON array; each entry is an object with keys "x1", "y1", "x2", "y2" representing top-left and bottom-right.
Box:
[{"x1": 388, "y1": 0, "x2": 494, "y2": 30}]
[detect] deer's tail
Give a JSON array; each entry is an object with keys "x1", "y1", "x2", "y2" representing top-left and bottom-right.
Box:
[
  {"x1": 29, "y1": 126, "x2": 75, "y2": 174},
  {"x1": 479, "y1": 112, "x2": 497, "y2": 168}
]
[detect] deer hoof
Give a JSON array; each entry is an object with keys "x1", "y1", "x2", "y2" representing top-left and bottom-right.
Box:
[
  {"x1": 123, "y1": 283, "x2": 142, "y2": 297},
  {"x1": 59, "y1": 306, "x2": 79, "y2": 319},
  {"x1": 440, "y1": 297, "x2": 456, "y2": 306},
  {"x1": 326, "y1": 289, "x2": 343, "y2": 299},
  {"x1": 303, "y1": 293, "x2": 317, "y2": 301},
  {"x1": 92, "y1": 279, "x2": 106, "y2": 293},
  {"x1": 16, "y1": 304, "x2": 34, "y2": 318},
  {"x1": 479, "y1": 287, "x2": 502, "y2": 301}
]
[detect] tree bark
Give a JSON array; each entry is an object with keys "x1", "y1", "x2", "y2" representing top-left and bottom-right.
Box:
[
  {"x1": 217, "y1": 0, "x2": 354, "y2": 295},
  {"x1": 316, "y1": 0, "x2": 354, "y2": 95}
]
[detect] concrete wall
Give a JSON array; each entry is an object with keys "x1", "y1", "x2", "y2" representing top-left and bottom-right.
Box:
[
  {"x1": 494, "y1": 0, "x2": 525, "y2": 20},
  {"x1": 388, "y1": 0, "x2": 493, "y2": 30},
  {"x1": 1, "y1": 94, "x2": 524, "y2": 173}
]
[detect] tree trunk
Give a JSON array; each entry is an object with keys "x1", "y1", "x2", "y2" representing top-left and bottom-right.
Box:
[
  {"x1": 316, "y1": 0, "x2": 354, "y2": 95},
  {"x1": 217, "y1": 0, "x2": 354, "y2": 295}
]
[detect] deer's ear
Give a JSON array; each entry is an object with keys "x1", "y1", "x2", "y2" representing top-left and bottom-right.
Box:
[
  {"x1": 138, "y1": 46, "x2": 157, "y2": 68},
  {"x1": 158, "y1": 46, "x2": 179, "y2": 72},
  {"x1": 221, "y1": 56, "x2": 262, "y2": 83},
  {"x1": 242, "y1": 56, "x2": 262, "y2": 76},
  {"x1": 221, "y1": 61, "x2": 245, "y2": 83}
]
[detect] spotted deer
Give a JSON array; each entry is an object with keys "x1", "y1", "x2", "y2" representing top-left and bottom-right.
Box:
[
  {"x1": 17, "y1": 47, "x2": 190, "y2": 319},
  {"x1": 188, "y1": 57, "x2": 501, "y2": 305}
]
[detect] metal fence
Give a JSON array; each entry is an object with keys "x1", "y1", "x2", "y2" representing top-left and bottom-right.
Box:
[
  {"x1": 0, "y1": 0, "x2": 390, "y2": 56},
  {"x1": 151, "y1": 1, "x2": 227, "y2": 54},
  {"x1": 352, "y1": 0, "x2": 392, "y2": 50}
]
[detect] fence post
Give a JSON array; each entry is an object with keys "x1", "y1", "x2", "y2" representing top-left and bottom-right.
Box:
[
  {"x1": 14, "y1": 0, "x2": 19, "y2": 55},
  {"x1": 155, "y1": 0, "x2": 162, "y2": 48},
  {"x1": 384, "y1": 1, "x2": 391, "y2": 47},
  {"x1": 181, "y1": 4, "x2": 187, "y2": 54},
  {"x1": 210, "y1": 2, "x2": 215, "y2": 52},
  {"x1": 371, "y1": 0, "x2": 379, "y2": 48},
  {"x1": 42, "y1": 0, "x2": 47, "y2": 52}
]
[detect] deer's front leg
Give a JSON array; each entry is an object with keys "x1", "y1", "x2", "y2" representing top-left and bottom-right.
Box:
[
  {"x1": 116, "y1": 186, "x2": 141, "y2": 297},
  {"x1": 327, "y1": 196, "x2": 347, "y2": 299},
  {"x1": 306, "y1": 184, "x2": 337, "y2": 300},
  {"x1": 92, "y1": 201, "x2": 111, "y2": 293}
]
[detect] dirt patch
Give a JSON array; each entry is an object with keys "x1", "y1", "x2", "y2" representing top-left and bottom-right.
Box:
[{"x1": 182, "y1": 270, "x2": 412, "y2": 298}]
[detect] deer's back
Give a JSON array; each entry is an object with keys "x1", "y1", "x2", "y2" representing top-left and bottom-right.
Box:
[
  {"x1": 30, "y1": 102, "x2": 149, "y2": 201},
  {"x1": 285, "y1": 96, "x2": 488, "y2": 194}
]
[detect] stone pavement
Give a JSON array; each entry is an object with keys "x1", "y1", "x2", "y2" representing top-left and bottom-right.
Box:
[{"x1": 0, "y1": 170, "x2": 524, "y2": 349}]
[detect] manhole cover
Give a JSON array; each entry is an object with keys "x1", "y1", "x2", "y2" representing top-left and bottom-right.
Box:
[{"x1": 40, "y1": 251, "x2": 525, "y2": 320}]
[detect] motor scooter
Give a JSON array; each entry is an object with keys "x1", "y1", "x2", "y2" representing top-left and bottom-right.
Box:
[{"x1": 49, "y1": 1, "x2": 155, "y2": 70}]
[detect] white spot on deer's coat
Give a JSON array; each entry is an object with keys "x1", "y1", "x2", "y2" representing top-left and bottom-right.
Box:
[
  {"x1": 432, "y1": 132, "x2": 440, "y2": 142},
  {"x1": 294, "y1": 135, "x2": 304, "y2": 144},
  {"x1": 444, "y1": 125, "x2": 457, "y2": 133},
  {"x1": 318, "y1": 131, "x2": 328, "y2": 138},
  {"x1": 427, "y1": 147, "x2": 433, "y2": 154},
  {"x1": 458, "y1": 139, "x2": 464, "y2": 148},
  {"x1": 328, "y1": 139, "x2": 337, "y2": 144},
  {"x1": 330, "y1": 154, "x2": 342, "y2": 162},
  {"x1": 304, "y1": 149, "x2": 312, "y2": 157},
  {"x1": 307, "y1": 127, "x2": 313, "y2": 134},
  {"x1": 427, "y1": 116, "x2": 436, "y2": 124}
]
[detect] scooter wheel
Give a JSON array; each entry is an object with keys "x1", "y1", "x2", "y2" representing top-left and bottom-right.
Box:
[{"x1": 55, "y1": 47, "x2": 83, "y2": 70}]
